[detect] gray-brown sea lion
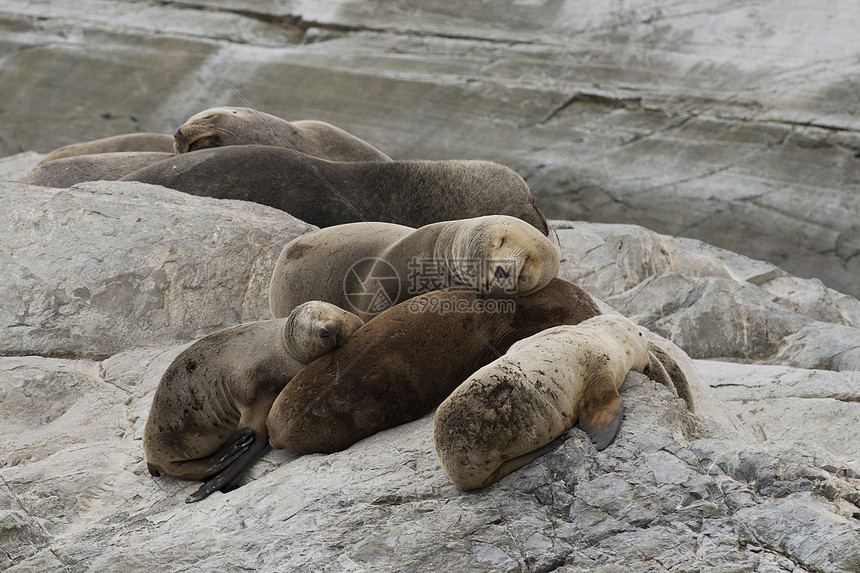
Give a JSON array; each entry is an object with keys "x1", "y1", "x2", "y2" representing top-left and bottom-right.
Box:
[
  {"x1": 37, "y1": 133, "x2": 175, "y2": 165},
  {"x1": 174, "y1": 106, "x2": 391, "y2": 161},
  {"x1": 142, "y1": 301, "x2": 363, "y2": 503},
  {"x1": 269, "y1": 215, "x2": 560, "y2": 322},
  {"x1": 433, "y1": 315, "x2": 661, "y2": 490},
  {"x1": 120, "y1": 145, "x2": 550, "y2": 233},
  {"x1": 20, "y1": 151, "x2": 174, "y2": 188},
  {"x1": 266, "y1": 278, "x2": 602, "y2": 454}
]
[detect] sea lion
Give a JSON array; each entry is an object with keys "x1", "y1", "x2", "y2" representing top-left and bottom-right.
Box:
[
  {"x1": 142, "y1": 301, "x2": 363, "y2": 503},
  {"x1": 269, "y1": 215, "x2": 560, "y2": 322},
  {"x1": 433, "y1": 315, "x2": 662, "y2": 491},
  {"x1": 37, "y1": 133, "x2": 175, "y2": 165},
  {"x1": 174, "y1": 106, "x2": 391, "y2": 162},
  {"x1": 266, "y1": 278, "x2": 602, "y2": 454},
  {"x1": 120, "y1": 145, "x2": 550, "y2": 233},
  {"x1": 20, "y1": 151, "x2": 174, "y2": 188}
]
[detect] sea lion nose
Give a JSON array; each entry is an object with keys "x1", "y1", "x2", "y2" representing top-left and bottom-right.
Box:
[
  {"x1": 494, "y1": 265, "x2": 511, "y2": 279},
  {"x1": 174, "y1": 127, "x2": 183, "y2": 139},
  {"x1": 318, "y1": 328, "x2": 331, "y2": 339}
]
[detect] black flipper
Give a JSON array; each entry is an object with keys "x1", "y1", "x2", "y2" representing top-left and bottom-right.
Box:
[
  {"x1": 185, "y1": 432, "x2": 271, "y2": 503},
  {"x1": 480, "y1": 434, "x2": 570, "y2": 489},
  {"x1": 195, "y1": 426, "x2": 255, "y2": 480},
  {"x1": 578, "y1": 401, "x2": 625, "y2": 450}
]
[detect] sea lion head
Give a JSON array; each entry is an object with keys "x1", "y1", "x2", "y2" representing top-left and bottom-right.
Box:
[
  {"x1": 174, "y1": 107, "x2": 285, "y2": 153},
  {"x1": 283, "y1": 301, "x2": 364, "y2": 364},
  {"x1": 438, "y1": 215, "x2": 560, "y2": 297}
]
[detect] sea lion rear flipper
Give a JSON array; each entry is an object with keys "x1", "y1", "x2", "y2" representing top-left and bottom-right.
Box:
[
  {"x1": 480, "y1": 434, "x2": 570, "y2": 489},
  {"x1": 647, "y1": 344, "x2": 695, "y2": 412},
  {"x1": 185, "y1": 432, "x2": 271, "y2": 503},
  {"x1": 644, "y1": 350, "x2": 674, "y2": 393},
  {"x1": 198, "y1": 426, "x2": 255, "y2": 478},
  {"x1": 578, "y1": 400, "x2": 624, "y2": 451}
]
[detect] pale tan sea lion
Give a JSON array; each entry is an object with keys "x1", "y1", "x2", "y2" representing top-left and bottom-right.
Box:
[
  {"x1": 269, "y1": 215, "x2": 560, "y2": 322},
  {"x1": 142, "y1": 301, "x2": 363, "y2": 503},
  {"x1": 120, "y1": 145, "x2": 550, "y2": 233},
  {"x1": 20, "y1": 151, "x2": 173, "y2": 188},
  {"x1": 266, "y1": 278, "x2": 602, "y2": 455},
  {"x1": 174, "y1": 106, "x2": 391, "y2": 161},
  {"x1": 433, "y1": 315, "x2": 672, "y2": 491},
  {"x1": 37, "y1": 133, "x2": 175, "y2": 165}
]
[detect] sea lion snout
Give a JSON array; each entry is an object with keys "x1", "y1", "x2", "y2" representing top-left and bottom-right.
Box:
[{"x1": 318, "y1": 325, "x2": 346, "y2": 345}]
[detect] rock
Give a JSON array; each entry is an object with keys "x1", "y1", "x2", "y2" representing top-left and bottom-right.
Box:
[
  {"x1": 700, "y1": 360, "x2": 860, "y2": 468},
  {"x1": 0, "y1": 181, "x2": 313, "y2": 358},
  {"x1": 1, "y1": 1, "x2": 859, "y2": 298},
  {"x1": 0, "y1": 152, "x2": 43, "y2": 181},
  {"x1": 556, "y1": 221, "x2": 860, "y2": 370}
]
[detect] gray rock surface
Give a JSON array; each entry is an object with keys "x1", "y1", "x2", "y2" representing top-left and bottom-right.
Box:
[
  {"x1": 0, "y1": 180, "x2": 312, "y2": 358},
  {"x1": 556, "y1": 221, "x2": 860, "y2": 370},
  {"x1": 1, "y1": 0, "x2": 859, "y2": 298},
  {"x1": 700, "y1": 360, "x2": 860, "y2": 470},
  {"x1": 1, "y1": 178, "x2": 859, "y2": 572}
]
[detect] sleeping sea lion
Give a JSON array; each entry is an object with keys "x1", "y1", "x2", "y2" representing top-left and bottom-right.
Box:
[
  {"x1": 433, "y1": 315, "x2": 662, "y2": 490},
  {"x1": 37, "y1": 133, "x2": 174, "y2": 165},
  {"x1": 269, "y1": 215, "x2": 560, "y2": 322},
  {"x1": 174, "y1": 106, "x2": 391, "y2": 161},
  {"x1": 120, "y1": 145, "x2": 550, "y2": 233},
  {"x1": 20, "y1": 151, "x2": 173, "y2": 188},
  {"x1": 265, "y1": 278, "x2": 601, "y2": 454},
  {"x1": 142, "y1": 301, "x2": 363, "y2": 503}
]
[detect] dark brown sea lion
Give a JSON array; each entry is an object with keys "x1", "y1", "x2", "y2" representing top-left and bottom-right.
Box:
[
  {"x1": 174, "y1": 106, "x2": 391, "y2": 161},
  {"x1": 120, "y1": 145, "x2": 550, "y2": 233},
  {"x1": 265, "y1": 278, "x2": 601, "y2": 454},
  {"x1": 142, "y1": 301, "x2": 363, "y2": 503}
]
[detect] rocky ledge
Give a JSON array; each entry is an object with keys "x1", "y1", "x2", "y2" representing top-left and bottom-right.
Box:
[{"x1": 1, "y1": 163, "x2": 858, "y2": 572}]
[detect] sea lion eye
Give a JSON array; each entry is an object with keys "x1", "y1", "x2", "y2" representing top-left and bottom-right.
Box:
[
  {"x1": 188, "y1": 136, "x2": 217, "y2": 151},
  {"x1": 500, "y1": 236, "x2": 507, "y2": 247}
]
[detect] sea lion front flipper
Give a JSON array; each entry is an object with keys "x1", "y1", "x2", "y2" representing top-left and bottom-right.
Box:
[
  {"x1": 480, "y1": 434, "x2": 570, "y2": 489},
  {"x1": 578, "y1": 400, "x2": 624, "y2": 451},
  {"x1": 185, "y1": 432, "x2": 271, "y2": 503}
]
